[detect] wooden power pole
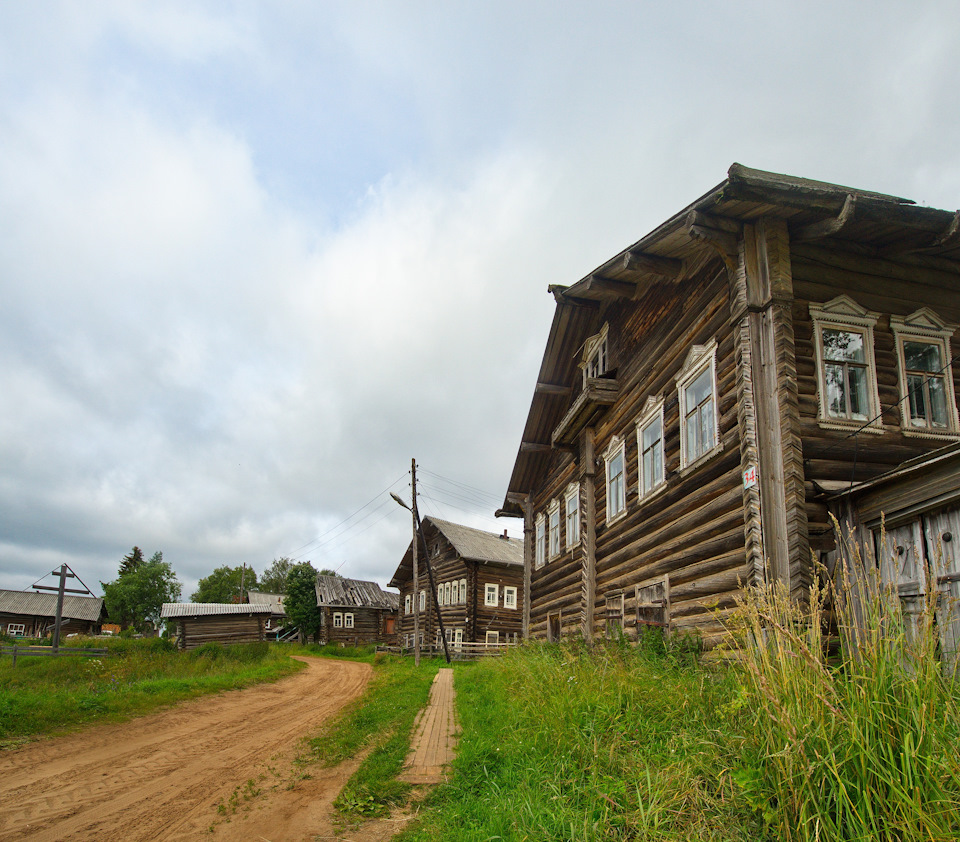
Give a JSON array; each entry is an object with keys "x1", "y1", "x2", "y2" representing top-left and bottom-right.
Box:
[{"x1": 411, "y1": 458, "x2": 420, "y2": 666}]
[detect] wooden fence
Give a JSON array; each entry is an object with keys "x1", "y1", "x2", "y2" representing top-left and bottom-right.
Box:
[
  {"x1": 1, "y1": 645, "x2": 108, "y2": 667},
  {"x1": 376, "y1": 641, "x2": 516, "y2": 661}
]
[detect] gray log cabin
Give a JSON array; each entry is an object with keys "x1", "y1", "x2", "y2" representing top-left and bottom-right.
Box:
[
  {"x1": 498, "y1": 164, "x2": 960, "y2": 646},
  {"x1": 314, "y1": 575, "x2": 399, "y2": 646}
]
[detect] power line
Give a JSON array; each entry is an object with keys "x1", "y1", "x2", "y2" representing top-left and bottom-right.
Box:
[{"x1": 418, "y1": 468, "x2": 502, "y2": 505}]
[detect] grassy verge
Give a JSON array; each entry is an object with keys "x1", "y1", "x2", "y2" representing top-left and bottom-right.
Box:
[
  {"x1": 305, "y1": 653, "x2": 440, "y2": 820},
  {"x1": 0, "y1": 638, "x2": 301, "y2": 743},
  {"x1": 397, "y1": 636, "x2": 754, "y2": 842}
]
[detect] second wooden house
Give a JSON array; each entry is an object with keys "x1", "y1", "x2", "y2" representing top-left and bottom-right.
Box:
[
  {"x1": 389, "y1": 517, "x2": 524, "y2": 650},
  {"x1": 314, "y1": 575, "x2": 399, "y2": 646}
]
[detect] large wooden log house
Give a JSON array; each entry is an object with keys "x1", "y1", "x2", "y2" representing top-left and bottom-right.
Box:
[
  {"x1": 498, "y1": 164, "x2": 960, "y2": 645},
  {"x1": 315, "y1": 575, "x2": 399, "y2": 646},
  {"x1": 389, "y1": 517, "x2": 524, "y2": 649},
  {"x1": 0, "y1": 590, "x2": 106, "y2": 638}
]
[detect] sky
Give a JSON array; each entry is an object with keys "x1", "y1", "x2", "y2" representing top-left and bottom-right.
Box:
[{"x1": 2, "y1": 1, "x2": 959, "y2": 600}]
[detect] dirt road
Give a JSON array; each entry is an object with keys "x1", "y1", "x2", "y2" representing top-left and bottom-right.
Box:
[{"x1": 0, "y1": 657, "x2": 372, "y2": 842}]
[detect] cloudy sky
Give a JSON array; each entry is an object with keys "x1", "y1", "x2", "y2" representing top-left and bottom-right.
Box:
[{"x1": 2, "y1": 1, "x2": 958, "y2": 599}]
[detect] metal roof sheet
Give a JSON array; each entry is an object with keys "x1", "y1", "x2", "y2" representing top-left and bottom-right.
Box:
[
  {"x1": 245, "y1": 591, "x2": 286, "y2": 613},
  {"x1": 0, "y1": 590, "x2": 105, "y2": 622},
  {"x1": 314, "y1": 576, "x2": 400, "y2": 610},
  {"x1": 160, "y1": 603, "x2": 273, "y2": 619}
]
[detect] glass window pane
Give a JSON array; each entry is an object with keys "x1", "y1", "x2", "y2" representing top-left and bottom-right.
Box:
[
  {"x1": 848, "y1": 366, "x2": 869, "y2": 420},
  {"x1": 686, "y1": 368, "x2": 712, "y2": 407},
  {"x1": 823, "y1": 329, "x2": 865, "y2": 363},
  {"x1": 825, "y1": 362, "x2": 846, "y2": 418},
  {"x1": 929, "y1": 377, "x2": 948, "y2": 427},
  {"x1": 903, "y1": 341, "x2": 940, "y2": 373}
]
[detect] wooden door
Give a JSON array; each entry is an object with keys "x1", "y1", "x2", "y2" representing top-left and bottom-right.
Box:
[
  {"x1": 877, "y1": 520, "x2": 928, "y2": 646},
  {"x1": 924, "y1": 507, "x2": 960, "y2": 669}
]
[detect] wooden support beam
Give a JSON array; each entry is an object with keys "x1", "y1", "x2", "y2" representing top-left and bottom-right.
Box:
[
  {"x1": 535, "y1": 382, "x2": 572, "y2": 396},
  {"x1": 583, "y1": 274, "x2": 637, "y2": 299},
  {"x1": 793, "y1": 193, "x2": 857, "y2": 242},
  {"x1": 622, "y1": 250, "x2": 684, "y2": 280},
  {"x1": 685, "y1": 210, "x2": 740, "y2": 269},
  {"x1": 520, "y1": 441, "x2": 552, "y2": 453},
  {"x1": 933, "y1": 210, "x2": 960, "y2": 249}
]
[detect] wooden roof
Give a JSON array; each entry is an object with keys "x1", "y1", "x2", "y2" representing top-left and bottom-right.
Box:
[
  {"x1": 314, "y1": 575, "x2": 400, "y2": 610},
  {"x1": 389, "y1": 517, "x2": 523, "y2": 587},
  {"x1": 160, "y1": 603, "x2": 273, "y2": 619},
  {"x1": 0, "y1": 590, "x2": 105, "y2": 622},
  {"x1": 499, "y1": 163, "x2": 960, "y2": 516}
]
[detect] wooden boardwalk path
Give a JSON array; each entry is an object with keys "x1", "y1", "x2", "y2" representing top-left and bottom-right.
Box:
[{"x1": 399, "y1": 668, "x2": 458, "y2": 784}]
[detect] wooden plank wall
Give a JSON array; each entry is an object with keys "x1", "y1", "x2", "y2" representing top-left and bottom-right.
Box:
[
  {"x1": 324, "y1": 607, "x2": 390, "y2": 645},
  {"x1": 790, "y1": 242, "x2": 960, "y2": 559},
  {"x1": 177, "y1": 615, "x2": 265, "y2": 651}
]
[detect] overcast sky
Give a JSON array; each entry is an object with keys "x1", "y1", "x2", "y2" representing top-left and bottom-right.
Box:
[{"x1": 2, "y1": 1, "x2": 958, "y2": 599}]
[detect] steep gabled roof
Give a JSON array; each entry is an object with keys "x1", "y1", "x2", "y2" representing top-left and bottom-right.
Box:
[
  {"x1": 389, "y1": 517, "x2": 523, "y2": 588},
  {"x1": 246, "y1": 591, "x2": 286, "y2": 614},
  {"x1": 498, "y1": 163, "x2": 960, "y2": 516},
  {"x1": 0, "y1": 590, "x2": 105, "y2": 622},
  {"x1": 314, "y1": 575, "x2": 400, "y2": 610}
]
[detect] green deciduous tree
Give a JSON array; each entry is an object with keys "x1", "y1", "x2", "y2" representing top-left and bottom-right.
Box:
[
  {"x1": 259, "y1": 558, "x2": 294, "y2": 594},
  {"x1": 284, "y1": 562, "x2": 323, "y2": 643},
  {"x1": 191, "y1": 565, "x2": 258, "y2": 603},
  {"x1": 102, "y1": 550, "x2": 181, "y2": 632}
]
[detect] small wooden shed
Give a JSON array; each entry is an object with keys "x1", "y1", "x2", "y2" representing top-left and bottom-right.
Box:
[
  {"x1": 314, "y1": 575, "x2": 399, "y2": 646},
  {"x1": 160, "y1": 602, "x2": 272, "y2": 651}
]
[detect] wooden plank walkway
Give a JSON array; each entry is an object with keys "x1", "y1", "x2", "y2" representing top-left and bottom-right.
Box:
[{"x1": 399, "y1": 668, "x2": 458, "y2": 784}]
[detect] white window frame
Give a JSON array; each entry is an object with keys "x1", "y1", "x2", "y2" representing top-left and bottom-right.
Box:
[
  {"x1": 636, "y1": 396, "x2": 666, "y2": 499},
  {"x1": 437, "y1": 584, "x2": 444, "y2": 606},
  {"x1": 603, "y1": 434, "x2": 627, "y2": 523},
  {"x1": 404, "y1": 594, "x2": 411, "y2": 615},
  {"x1": 547, "y1": 498, "x2": 561, "y2": 558},
  {"x1": 445, "y1": 581, "x2": 453, "y2": 605},
  {"x1": 459, "y1": 578, "x2": 467, "y2": 603},
  {"x1": 810, "y1": 296, "x2": 883, "y2": 433},
  {"x1": 535, "y1": 513, "x2": 546, "y2": 569},
  {"x1": 344, "y1": 613, "x2": 354, "y2": 629},
  {"x1": 581, "y1": 323, "x2": 610, "y2": 384},
  {"x1": 891, "y1": 308, "x2": 959, "y2": 438},
  {"x1": 454, "y1": 628, "x2": 463, "y2": 649},
  {"x1": 485, "y1": 630, "x2": 500, "y2": 645},
  {"x1": 485, "y1": 583, "x2": 499, "y2": 607},
  {"x1": 419, "y1": 590, "x2": 425, "y2": 612},
  {"x1": 503, "y1": 586, "x2": 517, "y2": 609},
  {"x1": 6, "y1": 623, "x2": 25, "y2": 636},
  {"x1": 565, "y1": 482, "x2": 580, "y2": 548},
  {"x1": 265, "y1": 618, "x2": 272, "y2": 630},
  {"x1": 333, "y1": 612, "x2": 343, "y2": 629},
  {"x1": 676, "y1": 339, "x2": 722, "y2": 470}
]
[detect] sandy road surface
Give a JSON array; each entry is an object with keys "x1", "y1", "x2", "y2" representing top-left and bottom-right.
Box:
[{"x1": 0, "y1": 657, "x2": 371, "y2": 842}]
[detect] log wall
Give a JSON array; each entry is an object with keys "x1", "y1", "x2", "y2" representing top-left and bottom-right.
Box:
[{"x1": 176, "y1": 615, "x2": 265, "y2": 651}]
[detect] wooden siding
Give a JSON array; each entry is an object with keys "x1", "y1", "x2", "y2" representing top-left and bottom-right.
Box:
[
  {"x1": 322, "y1": 606, "x2": 395, "y2": 646},
  {"x1": 174, "y1": 615, "x2": 265, "y2": 651}
]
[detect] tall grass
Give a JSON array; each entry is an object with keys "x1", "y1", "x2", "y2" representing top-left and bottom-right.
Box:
[
  {"x1": 400, "y1": 637, "x2": 756, "y2": 842},
  {"x1": 0, "y1": 638, "x2": 300, "y2": 742},
  {"x1": 726, "y1": 543, "x2": 960, "y2": 841}
]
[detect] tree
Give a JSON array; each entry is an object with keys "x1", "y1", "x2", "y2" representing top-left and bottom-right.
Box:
[
  {"x1": 119, "y1": 546, "x2": 145, "y2": 577},
  {"x1": 191, "y1": 565, "x2": 258, "y2": 603},
  {"x1": 259, "y1": 558, "x2": 294, "y2": 594},
  {"x1": 102, "y1": 551, "x2": 181, "y2": 632},
  {"x1": 284, "y1": 562, "x2": 323, "y2": 643}
]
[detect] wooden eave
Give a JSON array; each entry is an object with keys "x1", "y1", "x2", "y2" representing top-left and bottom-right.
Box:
[{"x1": 551, "y1": 378, "x2": 619, "y2": 447}]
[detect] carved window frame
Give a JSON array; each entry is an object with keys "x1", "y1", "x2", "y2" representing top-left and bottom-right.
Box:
[
  {"x1": 676, "y1": 339, "x2": 721, "y2": 471},
  {"x1": 564, "y1": 482, "x2": 581, "y2": 548},
  {"x1": 535, "y1": 513, "x2": 546, "y2": 569},
  {"x1": 547, "y1": 498, "x2": 561, "y2": 558},
  {"x1": 635, "y1": 395, "x2": 666, "y2": 500},
  {"x1": 810, "y1": 296, "x2": 883, "y2": 433},
  {"x1": 580, "y1": 323, "x2": 610, "y2": 385},
  {"x1": 890, "y1": 308, "x2": 959, "y2": 439},
  {"x1": 603, "y1": 434, "x2": 627, "y2": 524}
]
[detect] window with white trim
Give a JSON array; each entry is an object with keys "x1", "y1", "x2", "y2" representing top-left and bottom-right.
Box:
[
  {"x1": 891, "y1": 308, "x2": 959, "y2": 436},
  {"x1": 6, "y1": 623, "x2": 25, "y2": 636},
  {"x1": 486, "y1": 630, "x2": 500, "y2": 645},
  {"x1": 333, "y1": 612, "x2": 343, "y2": 628},
  {"x1": 404, "y1": 594, "x2": 411, "y2": 615},
  {"x1": 504, "y1": 586, "x2": 517, "y2": 609},
  {"x1": 459, "y1": 579, "x2": 467, "y2": 603},
  {"x1": 437, "y1": 584, "x2": 444, "y2": 606},
  {"x1": 810, "y1": 296, "x2": 882, "y2": 431},
  {"x1": 636, "y1": 396, "x2": 665, "y2": 497},
  {"x1": 485, "y1": 583, "x2": 499, "y2": 606},
  {"x1": 419, "y1": 590, "x2": 425, "y2": 612},
  {"x1": 454, "y1": 628, "x2": 463, "y2": 649},
  {"x1": 344, "y1": 613, "x2": 354, "y2": 629},
  {"x1": 565, "y1": 483, "x2": 580, "y2": 547},
  {"x1": 581, "y1": 323, "x2": 610, "y2": 384},
  {"x1": 535, "y1": 513, "x2": 546, "y2": 569},
  {"x1": 445, "y1": 581, "x2": 453, "y2": 605},
  {"x1": 548, "y1": 499, "x2": 561, "y2": 558},
  {"x1": 676, "y1": 340, "x2": 720, "y2": 468},
  {"x1": 603, "y1": 435, "x2": 626, "y2": 521}
]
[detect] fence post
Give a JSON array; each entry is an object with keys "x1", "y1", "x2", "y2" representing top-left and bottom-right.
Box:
[{"x1": 12, "y1": 645, "x2": 17, "y2": 668}]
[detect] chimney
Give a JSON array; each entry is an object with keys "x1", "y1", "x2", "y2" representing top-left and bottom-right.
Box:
[{"x1": 500, "y1": 529, "x2": 508, "y2": 540}]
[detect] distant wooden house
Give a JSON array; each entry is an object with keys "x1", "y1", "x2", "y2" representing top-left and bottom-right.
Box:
[
  {"x1": 389, "y1": 517, "x2": 524, "y2": 650},
  {"x1": 314, "y1": 575, "x2": 399, "y2": 646},
  {"x1": 498, "y1": 164, "x2": 960, "y2": 645},
  {"x1": 0, "y1": 590, "x2": 106, "y2": 637},
  {"x1": 160, "y1": 603, "x2": 272, "y2": 651},
  {"x1": 246, "y1": 591, "x2": 289, "y2": 637}
]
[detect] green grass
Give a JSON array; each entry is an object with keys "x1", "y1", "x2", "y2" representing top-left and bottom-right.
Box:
[
  {"x1": 301, "y1": 641, "x2": 378, "y2": 662},
  {"x1": 0, "y1": 638, "x2": 301, "y2": 742},
  {"x1": 305, "y1": 653, "x2": 440, "y2": 819}
]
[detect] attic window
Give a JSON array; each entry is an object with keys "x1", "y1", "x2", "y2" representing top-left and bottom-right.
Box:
[{"x1": 581, "y1": 323, "x2": 610, "y2": 384}]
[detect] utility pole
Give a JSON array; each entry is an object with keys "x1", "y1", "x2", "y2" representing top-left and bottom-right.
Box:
[
  {"x1": 411, "y1": 458, "x2": 420, "y2": 666},
  {"x1": 34, "y1": 564, "x2": 89, "y2": 652},
  {"x1": 239, "y1": 563, "x2": 247, "y2": 602}
]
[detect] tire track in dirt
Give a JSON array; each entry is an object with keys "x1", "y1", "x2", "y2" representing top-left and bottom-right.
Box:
[{"x1": 0, "y1": 657, "x2": 371, "y2": 842}]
